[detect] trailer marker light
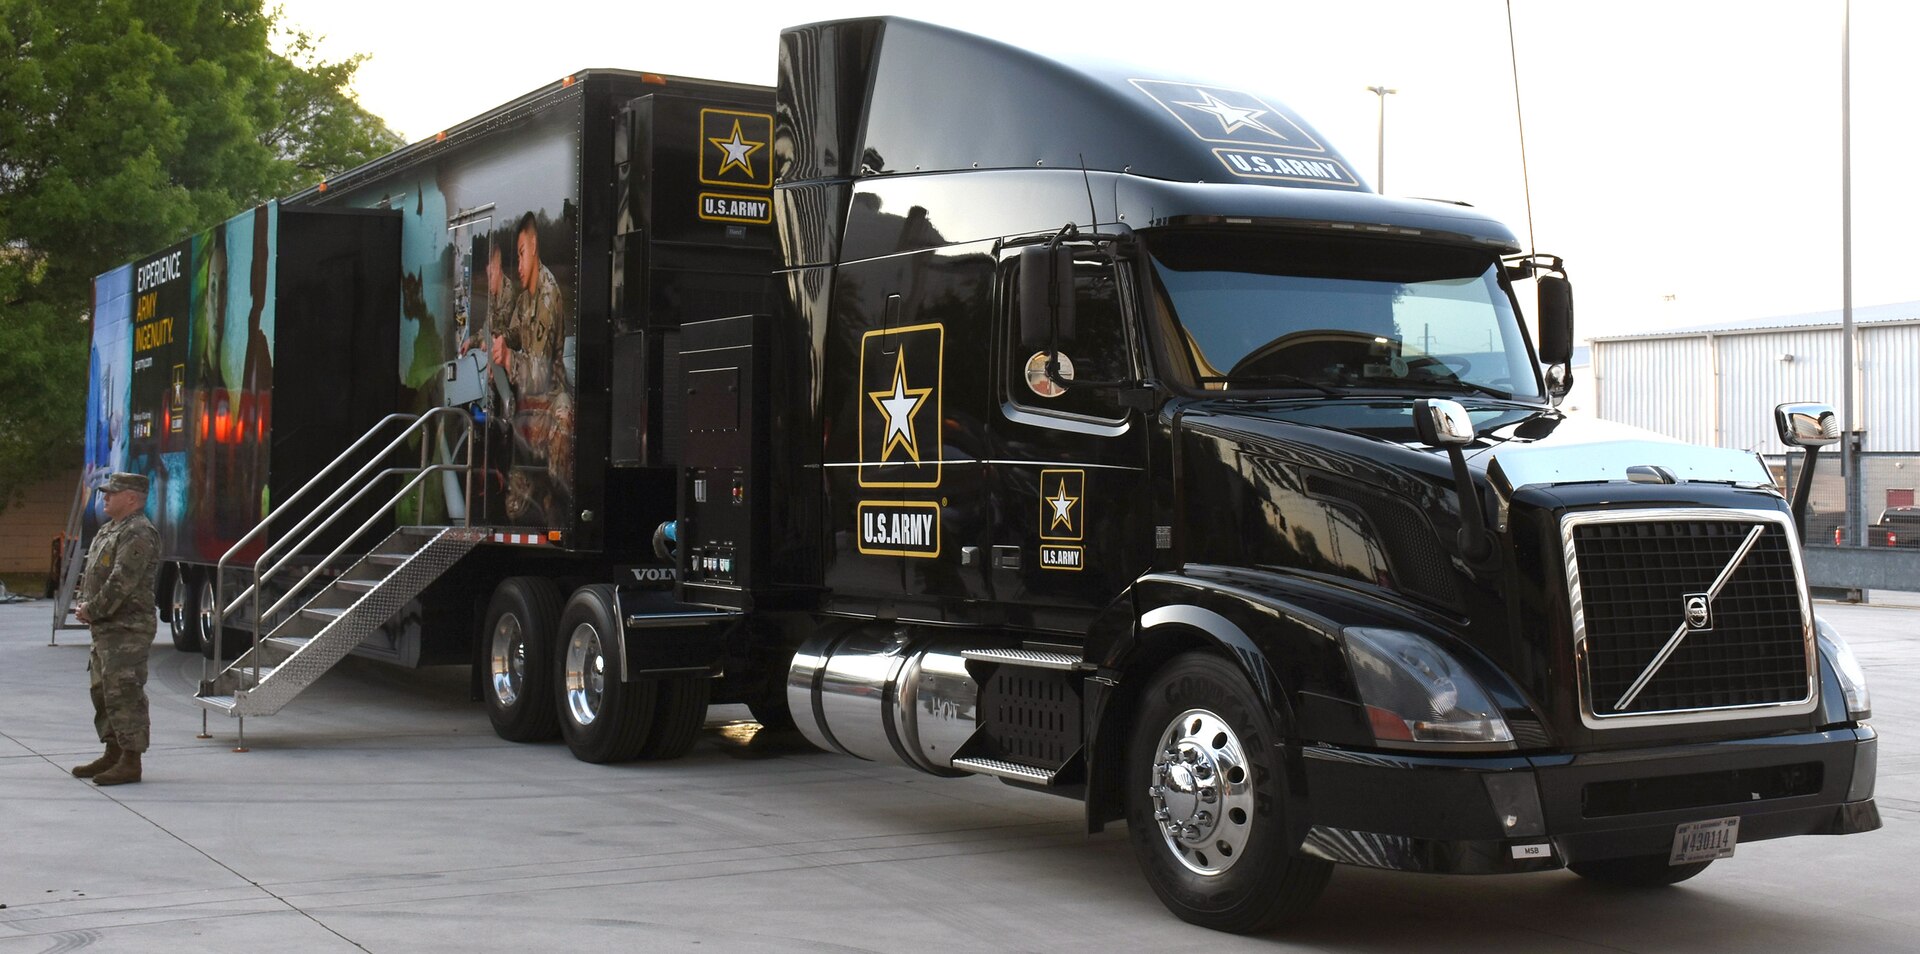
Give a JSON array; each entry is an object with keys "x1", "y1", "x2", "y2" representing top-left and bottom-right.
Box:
[
  {"x1": 316, "y1": 180, "x2": 327, "y2": 193},
  {"x1": 562, "y1": 75, "x2": 575, "y2": 88},
  {"x1": 548, "y1": 530, "x2": 563, "y2": 543},
  {"x1": 435, "y1": 131, "x2": 447, "y2": 142},
  {"x1": 642, "y1": 73, "x2": 667, "y2": 86}
]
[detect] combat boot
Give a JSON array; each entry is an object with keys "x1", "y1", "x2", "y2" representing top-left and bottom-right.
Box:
[
  {"x1": 92, "y1": 750, "x2": 142, "y2": 786},
  {"x1": 71, "y1": 740, "x2": 123, "y2": 778}
]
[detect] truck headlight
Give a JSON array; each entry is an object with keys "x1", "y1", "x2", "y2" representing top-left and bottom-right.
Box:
[
  {"x1": 1816, "y1": 617, "x2": 1871, "y2": 720},
  {"x1": 1342, "y1": 627, "x2": 1513, "y2": 748}
]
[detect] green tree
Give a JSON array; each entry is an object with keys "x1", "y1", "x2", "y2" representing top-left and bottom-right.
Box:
[{"x1": 0, "y1": 0, "x2": 402, "y2": 515}]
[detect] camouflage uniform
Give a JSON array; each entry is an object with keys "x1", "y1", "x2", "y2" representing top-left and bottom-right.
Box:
[
  {"x1": 79, "y1": 509, "x2": 160, "y2": 754},
  {"x1": 504, "y1": 264, "x2": 561, "y2": 386},
  {"x1": 502, "y1": 264, "x2": 568, "y2": 523}
]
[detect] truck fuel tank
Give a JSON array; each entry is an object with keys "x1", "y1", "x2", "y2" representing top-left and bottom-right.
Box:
[{"x1": 787, "y1": 625, "x2": 986, "y2": 776}]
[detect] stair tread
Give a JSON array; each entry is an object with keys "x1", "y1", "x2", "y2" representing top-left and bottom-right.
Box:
[
  {"x1": 336, "y1": 579, "x2": 378, "y2": 591},
  {"x1": 365, "y1": 554, "x2": 410, "y2": 566},
  {"x1": 301, "y1": 606, "x2": 349, "y2": 619},
  {"x1": 951, "y1": 756, "x2": 1057, "y2": 783},
  {"x1": 195, "y1": 695, "x2": 237, "y2": 710},
  {"x1": 960, "y1": 648, "x2": 1087, "y2": 671}
]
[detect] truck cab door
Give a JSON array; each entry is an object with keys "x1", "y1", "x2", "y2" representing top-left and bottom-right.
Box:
[{"x1": 986, "y1": 247, "x2": 1151, "y2": 634}]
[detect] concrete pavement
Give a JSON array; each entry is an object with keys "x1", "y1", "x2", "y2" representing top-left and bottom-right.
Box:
[{"x1": 1, "y1": 600, "x2": 1912, "y2": 953}]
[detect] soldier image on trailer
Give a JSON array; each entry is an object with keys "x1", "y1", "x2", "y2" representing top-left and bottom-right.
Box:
[
  {"x1": 498, "y1": 210, "x2": 572, "y2": 523},
  {"x1": 71, "y1": 472, "x2": 161, "y2": 786}
]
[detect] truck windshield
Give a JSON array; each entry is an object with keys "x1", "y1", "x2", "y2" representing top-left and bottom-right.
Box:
[{"x1": 1142, "y1": 230, "x2": 1543, "y2": 401}]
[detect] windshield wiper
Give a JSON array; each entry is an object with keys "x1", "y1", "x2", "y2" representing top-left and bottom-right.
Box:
[
  {"x1": 1203, "y1": 373, "x2": 1342, "y2": 396},
  {"x1": 1369, "y1": 376, "x2": 1515, "y2": 400}
]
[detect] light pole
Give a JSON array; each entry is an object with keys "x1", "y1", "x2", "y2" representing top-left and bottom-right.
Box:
[{"x1": 1366, "y1": 85, "x2": 1397, "y2": 192}]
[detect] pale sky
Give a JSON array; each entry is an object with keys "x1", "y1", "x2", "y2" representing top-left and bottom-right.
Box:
[{"x1": 274, "y1": 0, "x2": 1919, "y2": 341}]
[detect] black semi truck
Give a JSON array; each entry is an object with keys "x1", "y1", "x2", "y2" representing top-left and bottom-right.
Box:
[{"x1": 81, "y1": 16, "x2": 1878, "y2": 933}]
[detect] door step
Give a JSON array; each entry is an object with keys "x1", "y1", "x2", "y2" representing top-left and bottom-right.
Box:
[{"x1": 951, "y1": 757, "x2": 1058, "y2": 784}]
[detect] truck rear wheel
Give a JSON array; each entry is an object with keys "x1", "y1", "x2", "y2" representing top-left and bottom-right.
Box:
[
  {"x1": 637, "y1": 675, "x2": 710, "y2": 760},
  {"x1": 169, "y1": 570, "x2": 203, "y2": 654},
  {"x1": 1568, "y1": 855, "x2": 1713, "y2": 887},
  {"x1": 1123, "y1": 652, "x2": 1331, "y2": 934},
  {"x1": 556, "y1": 585, "x2": 656, "y2": 763},
  {"x1": 483, "y1": 577, "x2": 562, "y2": 742}
]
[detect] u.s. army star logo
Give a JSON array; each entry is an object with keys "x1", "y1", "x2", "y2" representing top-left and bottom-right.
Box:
[
  {"x1": 1039, "y1": 469, "x2": 1085, "y2": 541},
  {"x1": 699, "y1": 108, "x2": 774, "y2": 188},
  {"x1": 859, "y1": 323, "x2": 944, "y2": 488}
]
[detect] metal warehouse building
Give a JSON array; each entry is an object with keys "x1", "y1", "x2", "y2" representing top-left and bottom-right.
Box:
[{"x1": 1589, "y1": 301, "x2": 1920, "y2": 543}]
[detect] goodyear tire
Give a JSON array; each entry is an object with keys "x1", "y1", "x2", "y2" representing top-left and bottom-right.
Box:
[
  {"x1": 168, "y1": 569, "x2": 203, "y2": 654},
  {"x1": 1569, "y1": 855, "x2": 1713, "y2": 887},
  {"x1": 556, "y1": 585, "x2": 656, "y2": 763},
  {"x1": 483, "y1": 577, "x2": 562, "y2": 742},
  {"x1": 1123, "y1": 652, "x2": 1331, "y2": 934},
  {"x1": 637, "y1": 674, "x2": 711, "y2": 761}
]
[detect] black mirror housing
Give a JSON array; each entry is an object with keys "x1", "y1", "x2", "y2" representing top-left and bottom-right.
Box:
[
  {"x1": 1536, "y1": 275, "x2": 1574, "y2": 365},
  {"x1": 1018, "y1": 245, "x2": 1076, "y2": 349}
]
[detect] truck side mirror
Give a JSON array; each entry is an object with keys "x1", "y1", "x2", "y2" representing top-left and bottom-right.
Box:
[
  {"x1": 1018, "y1": 244, "x2": 1076, "y2": 349},
  {"x1": 1775, "y1": 402, "x2": 1839, "y2": 535},
  {"x1": 1536, "y1": 275, "x2": 1573, "y2": 366},
  {"x1": 1413, "y1": 398, "x2": 1488, "y2": 559},
  {"x1": 1775, "y1": 403, "x2": 1840, "y2": 448}
]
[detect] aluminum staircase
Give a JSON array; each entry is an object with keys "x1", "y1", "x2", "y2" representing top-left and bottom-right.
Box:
[
  {"x1": 191, "y1": 407, "x2": 476, "y2": 742},
  {"x1": 195, "y1": 525, "x2": 484, "y2": 717}
]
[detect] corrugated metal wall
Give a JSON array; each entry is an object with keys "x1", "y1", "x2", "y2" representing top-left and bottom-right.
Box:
[
  {"x1": 1717, "y1": 329, "x2": 1845, "y2": 452},
  {"x1": 1863, "y1": 324, "x2": 1920, "y2": 452},
  {"x1": 1594, "y1": 322, "x2": 1919, "y2": 453},
  {"x1": 1592, "y1": 336, "x2": 1713, "y2": 446}
]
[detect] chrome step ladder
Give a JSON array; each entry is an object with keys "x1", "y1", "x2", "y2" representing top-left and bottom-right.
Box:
[
  {"x1": 192, "y1": 407, "x2": 475, "y2": 745},
  {"x1": 47, "y1": 472, "x2": 98, "y2": 646},
  {"x1": 949, "y1": 649, "x2": 1092, "y2": 786},
  {"x1": 196, "y1": 525, "x2": 485, "y2": 717}
]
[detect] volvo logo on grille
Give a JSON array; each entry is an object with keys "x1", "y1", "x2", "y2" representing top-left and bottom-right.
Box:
[{"x1": 1683, "y1": 594, "x2": 1713, "y2": 631}]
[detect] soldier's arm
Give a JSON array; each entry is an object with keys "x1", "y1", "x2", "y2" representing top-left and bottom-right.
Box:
[{"x1": 88, "y1": 528, "x2": 158, "y2": 619}]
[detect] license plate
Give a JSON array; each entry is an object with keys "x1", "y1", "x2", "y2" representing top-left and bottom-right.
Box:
[{"x1": 1669, "y1": 816, "x2": 1739, "y2": 864}]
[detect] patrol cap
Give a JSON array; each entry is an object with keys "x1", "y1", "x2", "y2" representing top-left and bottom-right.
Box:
[{"x1": 96, "y1": 472, "x2": 150, "y2": 494}]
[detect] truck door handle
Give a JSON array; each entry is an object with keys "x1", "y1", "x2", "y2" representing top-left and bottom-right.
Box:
[{"x1": 992, "y1": 545, "x2": 1021, "y2": 570}]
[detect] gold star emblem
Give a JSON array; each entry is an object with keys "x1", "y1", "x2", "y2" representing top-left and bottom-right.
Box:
[
  {"x1": 709, "y1": 120, "x2": 764, "y2": 178},
  {"x1": 868, "y1": 348, "x2": 932, "y2": 463}
]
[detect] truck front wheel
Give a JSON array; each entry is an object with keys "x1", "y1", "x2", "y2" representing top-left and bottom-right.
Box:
[
  {"x1": 483, "y1": 577, "x2": 562, "y2": 742},
  {"x1": 1123, "y1": 652, "x2": 1331, "y2": 934},
  {"x1": 556, "y1": 584, "x2": 656, "y2": 763}
]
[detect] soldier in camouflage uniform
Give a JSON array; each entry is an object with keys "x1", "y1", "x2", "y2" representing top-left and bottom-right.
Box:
[
  {"x1": 502, "y1": 211, "x2": 570, "y2": 522},
  {"x1": 71, "y1": 472, "x2": 161, "y2": 786}
]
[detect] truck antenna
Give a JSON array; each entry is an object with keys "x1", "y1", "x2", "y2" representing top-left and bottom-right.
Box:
[{"x1": 1505, "y1": 0, "x2": 1537, "y2": 255}]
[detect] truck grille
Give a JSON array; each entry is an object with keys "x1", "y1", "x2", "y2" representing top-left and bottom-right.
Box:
[{"x1": 1566, "y1": 512, "x2": 1813, "y2": 726}]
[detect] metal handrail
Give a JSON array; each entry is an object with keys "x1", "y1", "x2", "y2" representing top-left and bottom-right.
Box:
[
  {"x1": 255, "y1": 463, "x2": 465, "y2": 624},
  {"x1": 208, "y1": 408, "x2": 473, "y2": 668},
  {"x1": 220, "y1": 407, "x2": 470, "y2": 618}
]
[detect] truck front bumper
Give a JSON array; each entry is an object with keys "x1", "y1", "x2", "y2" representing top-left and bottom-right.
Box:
[{"x1": 1296, "y1": 726, "x2": 1880, "y2": 874}]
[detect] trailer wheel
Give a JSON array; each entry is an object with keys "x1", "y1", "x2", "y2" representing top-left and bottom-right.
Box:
[
  {"x1": 483, "y1": 577, "x2": 562, "y2": 742},
  {"x1": 637, "y1": 675, "x2": 711, "y2": 760},
  {"x1": 168, "y1": 569, "x2": 203, "y2": 654},
  {"x1": 556, "y1": 584, "x2": 657, "y2": 763},
  {"x1": 198, "y1": 576, "x2": 247, "y2": 661},
  {"x1": 1568, "y1": 855, "x2": 1713, "y2": 887},
  {"x1": 1123, "y1": 652, "x2": 1331, "y2": 934}
]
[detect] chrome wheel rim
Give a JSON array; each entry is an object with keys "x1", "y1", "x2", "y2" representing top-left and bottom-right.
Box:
[
  {"x1": 489, "y1": 614, "x2": 526, "y2": 708},
  {"x1": 1147, "y1": 707, "x2": 1255, "y2": 876},
  {"x1": 197, "y1": 578, "x2": 216, "y2": 644},
  {"x1": 562, "y1": 622, "x2": 605, "y2": 726},
  {"x1": 171, "y1": 576, "x2": 188, "y2": 636}
]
